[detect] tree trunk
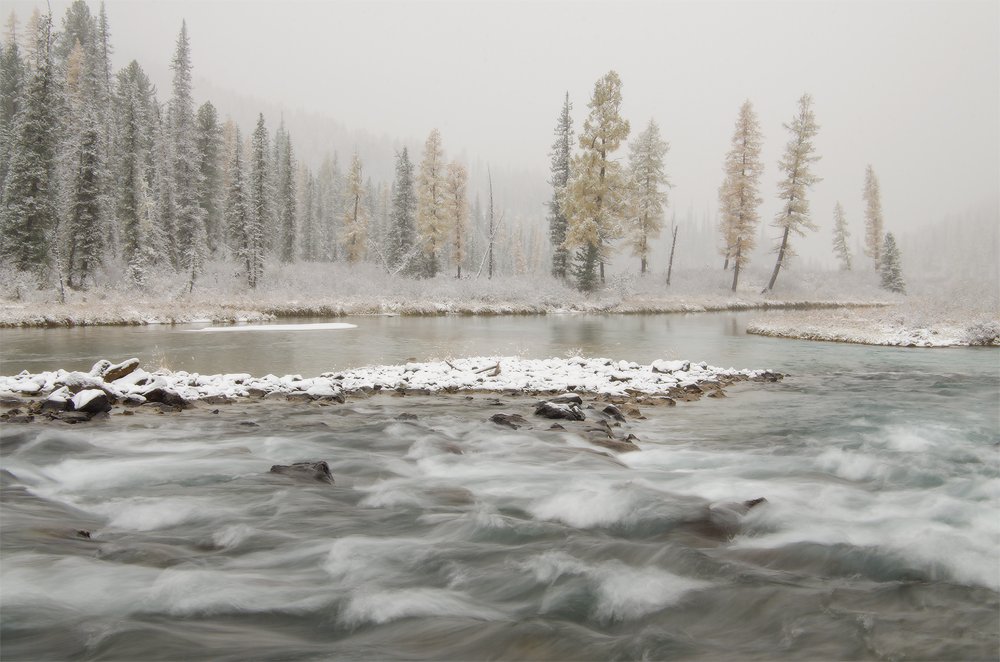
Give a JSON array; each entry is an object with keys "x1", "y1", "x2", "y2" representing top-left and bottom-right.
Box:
[
  {"x1": 487, "y1": 168, "x2": 495, "y2": 280},
  {"x1": 666, "y1": 226, "x2": 677, "y2": 286},
  {"x1": 599, "y1": 260, "x2": 605, "y2": 284},
  {"x1": 763, "y1": 227, "x2": 790, "y2": 293},
  {"x1": 640, "y1": 256, "x2": 647, "y2": 275},
  {"x1": 731, "y1": 239, "x2": 741, "y2": 292},
  {"x1": 723, "y1": 252, "x2": 730, "y2": 271}
]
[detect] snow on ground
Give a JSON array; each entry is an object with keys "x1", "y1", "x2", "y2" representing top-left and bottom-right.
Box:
[
  {"x1": 0, "y1": 356, "x2": 778, "y2": 405},
  {"x1": 746, "y1": 306, "x2": 1000, "y2": 347}
]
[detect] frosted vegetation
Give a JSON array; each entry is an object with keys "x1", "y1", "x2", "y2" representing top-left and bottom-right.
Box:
[{"x1": 0, "y1": 2, "x2": 995, "y2": 345}]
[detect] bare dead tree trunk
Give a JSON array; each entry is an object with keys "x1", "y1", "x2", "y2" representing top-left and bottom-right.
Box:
[
  {"x1": 731, "y1": 238, "x2": 742, "y2": 292},
  {"x1": 666, "y1": 225, "x2": 678, "y2": 286},
  {"x1": 487, "y1": 167, "x2": 495, "y2": 280},
  {"x1": 763, "y1": 227, "x2": 790, "y2": 293}
]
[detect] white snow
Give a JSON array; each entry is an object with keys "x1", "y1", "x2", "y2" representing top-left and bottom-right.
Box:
[
  {"x1": 71, "y1": 389, "x2": 106, "y2": 410},
  {"x1": 0, "y1": 356, "x2": 776, "y2": 404},
  {"x1": 192, "y1": 322, "x2": 358, "y2": 333}
]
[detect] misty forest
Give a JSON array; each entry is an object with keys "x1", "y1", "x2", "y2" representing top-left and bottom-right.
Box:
[{"x1": 0, "y1": 1, "x2": 997, "y2": 661}]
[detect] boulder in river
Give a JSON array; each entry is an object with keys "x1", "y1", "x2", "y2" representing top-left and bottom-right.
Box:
[
  {"x1": 490, "y1": 413, "x2": 527, "y2": 429},
  {"x1": 70, "y1": 389, "x2": 111, "y2": 415},
  {"x1": 102, "y1": 358, "x2": 140, "y2": 383},
  {"x1": 141, "y1": 387, "x2": 190, "y2": 409},
  {"x1": 269, "y1": 460, "x2": 334, "y2": 484},
  {"x1": 534, "y1": 401, "x2": 585, "y2": 421}
]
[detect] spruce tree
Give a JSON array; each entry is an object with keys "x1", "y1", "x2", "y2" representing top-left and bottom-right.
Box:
[
  {"x1": 275, "y1": 126, "x2": 296, "y2": 262},
  {"x1": 115, "y1": 61, "x2": 156, "y2": 277},
  {"x1": 386, "y1": 147, "x2": 416, "y2": 273},
  {"x1": 246, "y1": 114, "x2": 269, "y2": 287},
  {"x1": 863, "y1": 165, "x2": 884, "y2": 269},
  {"x1": 879, "y1": 232, "x2": 905, "y2": 293},
  {"x1": 832, "y1": 201, "x2": 852, "y2": 271},
  {"x1": 627, "y1": 118, "x2": 670, "y2": 275},
  {"x1": 548, "y1": 92, "x2": 573, "y2": 279},
  {"x1": 763, "y1": 93, "x2": 821, "y2": 293},
  {"x1": 168, "y1": 21, "x2": 206, "y2": 289},
  {"x1": 225, "y1": 125, "x2": 256, "y2": 287},
  {"x1": 562, "y1": 71, "x2": 630, "y2": 291},
  {"x1": 0, "y1": 14, "x2": 26, "y2": 200},
  {"x1": 0, "y1": 11, "x2": 57, "y2": 274},
  {"x1": 416, "y1": 129, "x2": 446, "y2": 277},
  {"x1": 340, "y1": 151, "x2": 367, "y2": 263},
  {"x1": 297, "y1": 166, "x2": 317, "y2": 261},
  {"x1": 718, "y1": 100, "x2": 764, "y2": 291},
  {"x1": 195, "y1": 101, "x2": 224, "y2": 257}
]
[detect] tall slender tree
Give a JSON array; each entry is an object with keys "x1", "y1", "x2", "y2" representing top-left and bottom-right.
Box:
[
  {"x1": 627, "y1": 117, "x2": 670, "y2": 275},
  {"x1": 445, "y1": 160, "x2": 468, "y2": 278},
  {"x1": 416, "y1": 129, "x2": 446, "y2": 277},
  {"x1": 0, "y1": 11, "x2": 56, "y2": 273},
  {"x1": 195, "y1": 101, "x2": 223, "y2": 257},
  {"x1": 862, "y1": 164, "x2": 884, "y2": 269},
  {"x1": 763, "y1": 93, "x2": 821, "y2": 293},
  {"x1": 718, "y1": 100, "x2": 764, "y2": 291},
  {"x1": 168, "y1": 21, "x2": 206, "y2": 289},
  {"x1": 225, "y1": 125, "x2": 252, "y2": 282},
  {"x1": 0, "y1": 13, "x2": 26, "y2": 200},
  {"x1": 273, "y1": 121, "x2": 296, "y2": 262},
  {"x1": 340, "y1": 152, "x2": 367, "y2": 263},
  {"x1": 386, "y1": 147, "x2": 416, "y2": 273},
  {"x1": 562, "y1": 70, "x2": 630, "y2": 291},
  {"x1": 245, "y1": 114, "x2": 269, "y2": 287},
  {"x1": 832, "y1": 201, "x2": 852, "y2": 271},
  {"x1": 548, "y1": 92, "x2": 573, "y2": 279}
]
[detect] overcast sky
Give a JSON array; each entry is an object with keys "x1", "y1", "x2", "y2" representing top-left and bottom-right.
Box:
[{"x1": 10, "y1": 0, "x2": 1000, "y2": 258}]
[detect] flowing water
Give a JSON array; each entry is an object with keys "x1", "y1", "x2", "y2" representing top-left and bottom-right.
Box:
[{"x1": 1, "y1": 314, "x2": 998, "y2": 660}]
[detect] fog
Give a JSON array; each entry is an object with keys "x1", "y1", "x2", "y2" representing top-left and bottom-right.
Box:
[{"x1": 9, "y1": 0, "x2": 1000, "y2": 268}]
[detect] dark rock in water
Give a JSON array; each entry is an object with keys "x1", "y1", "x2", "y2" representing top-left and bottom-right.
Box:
[
  {"x1": 490, "y1": 413, "x2": 527, "y2": 429},
  {"x1": 141, "y1": 388, "x2": 190, "y2": 409},
  {"x1": 585, "y1": 420, "x2": 615, "y2": 438},
  {"x1": 269, "y1": 460, "x2": 334, "y2": 484},
  {"x1": 71, "y1": 391, "x2": 111, "y2": 415},
  {"x1": 547, "y1": 393, "x2": 584, "y2": 405},
  {"x1": 51, "y1": 411, "x2": 92, "y2": 424},
  {"x1": 549, "y1": 423, "x2": 566, "y2": 431},
  {"x1": 602, "y1": 404, "x2": 626, "y2": 422},
  {"x1": 102, "y1": 358, "x2": 140, "y2": 383},
  {"x1": 41, "y1": 398, "x2": 71, "y2": 413},
  {"x1": 707, "y1": 389, "x2": 727, "y2": 399},
  {"x1": 239, "y1": 421, "x2": 259, "y2": 427},
  {"x1": 395, "y1": 412, "x2": 419, "y2": 421},
  {"x1": 588, "y1": 435, "x2": 641, "y2": 453},
  {"x1": 76, "y1": 529, "x2": 91, "y2": 539},
  {"x1": 535, "y1": 401, "x2": 585, "y2": 421},
  {"x1": 757, "y1": 371, "x2": 782, "y2": 382},
  {"x1": 743, "y1": 497, "x2": 768, "y2": 511},
  {"x1": 201, "y1": 394, "x2": 234, "y2": 405},
  {"x1": 4, "y1": 414, "x2": 34, "y2": 424}
]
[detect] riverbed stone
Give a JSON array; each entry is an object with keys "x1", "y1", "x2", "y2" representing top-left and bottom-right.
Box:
[
  {"x1": 534, "y1": 401, "x2": 585, "y2": 421},
  {"x1": 102, "y1": 358, "x2": 140, "y2": 382},
  {"x1": 490, "y1": 413, "x2": 527, "y2": 429},
  {"x1": 141, "y1": 387, "x2": 190, "y2": 409},
  {"x1": 71, "y1": 389, "x2": 111, "y2": 415},
  {"x1": 269, "y1": 460, "x2": 334, "y2": 484}
]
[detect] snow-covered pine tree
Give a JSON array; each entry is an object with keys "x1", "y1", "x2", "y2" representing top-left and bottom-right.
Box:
[
  {"x1": 314, "y1": 154, "x2": 338, "y2": 261},
  {"x1": 416, "y1": 129, "x2": 447, "y2": 278},
  {"x1": 150, "y1": 103, "x2": 177, "y2": 267},
  {"x1": 863, "y1": 165, "x2": 884, "y2": 269},
  {"x1": 832, "y1": 201, "x2": 852, "y2": 271},
  {"x1": 763, "y1": 93, "x2": 821, "y2": 293},
  {"x1": 445, "y1": 160, "x2": 468, "y2": 278},
  {"x1": 562, "y1": 71, "x2": 630, "y2": 291},
  {"x1": 0, "y1": 14, "x2": 26, "y2": 201},
  {"x1": 61, "y1": 40, "x2": 106, "y2": 289},
  {"x1": 718, "y1": 100, "x2": 764, "y2": 291},
  {"x1": 114, "y1": 60, "x2": 156, "y2": 280},
  {"x1": 296, "y1": 165, "x2": 316, "y2": 261},
  {"x1": 548, "y1": 92, "x2": 573, "y2": 280},
  {"x1": 0, "y1": 11, "x2": 57, "y2": 274},
  {"x1": 168, "y1": 21, "x2": 207, "y2": 290},
  {"x1": 627, "y1": 117, "x2": 670, "y2": 275},
  {"x1": 340, "y1": 151, "x2": 367, "y2": 263},
  {"x1": 195, "y1": 101, "x2": 224, "y2": 257},
  {"x1": 246, "y1": 114, "x2": 270, "y2": 287},
  {"x1": 879, "y1": 232, "x2": 905, "y2": 293},
  {"x1": 274, "y1": 122, "x2": 296, "y2": 262},
  {"x1": 386, "y1": 147, "x2": 416, "y2": 274}
]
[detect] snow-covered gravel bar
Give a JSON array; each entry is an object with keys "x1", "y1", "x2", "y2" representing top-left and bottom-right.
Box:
[{"x1": 0, "y1": 356, "x2": 781, "y2": 415}]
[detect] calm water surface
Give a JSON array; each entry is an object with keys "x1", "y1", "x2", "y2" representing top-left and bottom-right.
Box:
[{"x1": 1, "y1": 314, "x2": 998, "y2": 660}]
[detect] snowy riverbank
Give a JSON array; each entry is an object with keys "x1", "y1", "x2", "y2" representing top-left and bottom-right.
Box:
[
  {"x1": 0, "y1": 356, "x2": 781, "y2": 421},
  {"x1": 746, "y1": 307, "x2": 1000, "y2": 347},
  {"x1": 0, "y1": 298, "x2": 889, "y2": 328}
]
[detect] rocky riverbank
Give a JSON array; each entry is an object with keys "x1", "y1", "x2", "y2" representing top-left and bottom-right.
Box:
[{"x1": 0, "y1": 357, "x2": 783, "y2": 454}]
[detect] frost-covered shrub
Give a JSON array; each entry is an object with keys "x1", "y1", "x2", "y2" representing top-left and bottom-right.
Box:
[{"x1": 964, "y1": 320, "x2": 1000, "y2": 346}]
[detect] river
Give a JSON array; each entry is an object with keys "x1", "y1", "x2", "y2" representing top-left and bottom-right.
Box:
[{"x1": 1, "y1": 313, "x2": 998, "y2": 660}]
